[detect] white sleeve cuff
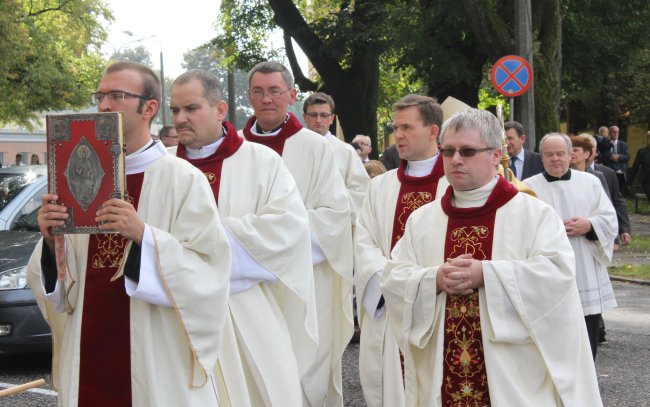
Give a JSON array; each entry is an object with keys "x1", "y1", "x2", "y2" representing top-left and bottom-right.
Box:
[
  {"x1": 125, "y1": 224, "x2": 173, "y2": 307},
  {"x1": 42, "y1": 277, "x2": 66, "y2": 313},
  {"x1": 362, "y1": 271, "x2": 385, "y2": 319},
  {"x1": 310, "y1": 231, "x2": 326, "y2": 265},
  {"x1": 225, "y1": 226, "x2": 278, "y2": 294}
]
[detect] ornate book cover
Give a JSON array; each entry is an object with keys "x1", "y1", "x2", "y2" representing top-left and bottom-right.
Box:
[{"x1": 47, "y1": 112, "x2": 125, "y2": 234}]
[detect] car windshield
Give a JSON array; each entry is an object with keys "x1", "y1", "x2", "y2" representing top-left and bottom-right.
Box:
[{"x1": 0, "y1": 167, "x2": 44, "y2": 211}]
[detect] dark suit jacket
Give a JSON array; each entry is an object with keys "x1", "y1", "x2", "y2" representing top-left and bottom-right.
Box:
[
  {"x1": 594, "y1": 163, "x2": 631, "y2": 234},
  {"x1": 521, "y1": 150, "x2": 544, "y2": 180},
  {"x1": 607, "y1": 140, "x2": 629, "y2": 174},
  {"x1": 629, "y1": 146, "x2": 650, "y2": 185}
]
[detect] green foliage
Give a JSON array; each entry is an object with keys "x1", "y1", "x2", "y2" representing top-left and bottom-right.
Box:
[
  {"x1": 182, "y1": 46, "x2": 252, "y2": 126},
  {"x1": 0, "y1": 0, "x2": 112, "y2": 128}
]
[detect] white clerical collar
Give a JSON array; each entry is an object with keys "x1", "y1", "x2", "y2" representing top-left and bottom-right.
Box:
[
  {"x1": 126, "y1": 141, "x2": 167, "y2": 175},
  {"x1": 452, "y1": 176, "x2": 499, "y2": 208},
  {"x1": 405, "y1": 154, "x2": 438, "y2": 177},
  {"x1": 325, "y1": 131, "x2": 335, "y2": 140},
  {"x1": 250, "y1": 114, "x2": 290, "y2": 136},
  {"x1": 185, "y1": 137, "x2": 224, "y2": 159}
]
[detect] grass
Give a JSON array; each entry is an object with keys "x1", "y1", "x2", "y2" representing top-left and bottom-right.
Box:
[{"x1": 609, "y1": 264, "x2": 650, "y2": 280}]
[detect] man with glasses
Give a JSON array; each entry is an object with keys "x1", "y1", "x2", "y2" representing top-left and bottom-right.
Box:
[
  {"x1": 354, "y1": 94, "x2": 447, "y2": 407},
  {"x1": 606, "y1": 125, "x2": 629, "y2": 196},
  {"x1": 527, "y1": 133, "x2": 618, "y2": 360},
  {"x1": 171, "y1": 69, "x2": 317, "y2": 406},
  {"x1": 303, "y1": 92, "x2": 369, "y2": 223},
  {"x1": 352, "y1": 134, "x2": 372, "y2": 162},
  {"x1": 29, "y1": 61, "x2": 231, "y2": 406},
  {"x1": 241, "y1": 60, "x2": 352, "y2": 407},
  {"x1": 382, "y1": 109, "x2": 602, "y2": 406},
  {"x1": 158, "y1": 125, "x2": 179, "y2": 148}
]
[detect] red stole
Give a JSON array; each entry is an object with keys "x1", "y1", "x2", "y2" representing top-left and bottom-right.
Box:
[
  {"x1": 438, "y1": 176, "x2": 518, "y2": 407},
  {"x1": 390, "y1": 157, "x2": 445, "y2": 249},
  {"x1": 78, "y1": 172, "x2": 144, "y2": 407},
  {"x1": 177, "y1": 121, "x2": 244, "y2": 203},
  {"x1": 242, "y1": 112, "x2": 303, "y2": 156}
]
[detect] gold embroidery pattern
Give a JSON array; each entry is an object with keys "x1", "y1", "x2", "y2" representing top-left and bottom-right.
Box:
[
  {"x1": 91, "y1": 234, "x2": 128, "y2": 270},
  {"x1": 443, "y1": 293, "x2": 489, "y2": 406},
  {"x1": 448, "y1": 226, "x2": 489, "y2": 259},
  {"x1": 204, "y1": 172, "x2": 217, "y2": 184},
  {"x1": 395, "y1": 192, "x2": 433, "y2": 241}
]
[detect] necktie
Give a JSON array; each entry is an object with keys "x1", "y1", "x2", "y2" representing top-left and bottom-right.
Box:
[{"x1": 510, "y1": 157, "x2": 517, "y2": 177}]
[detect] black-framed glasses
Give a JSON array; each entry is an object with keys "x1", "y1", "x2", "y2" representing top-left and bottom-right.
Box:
[
  {"x1": 304, "y1": 112, "x2": 333, "y2": 119},
  {"x1": 248, "y1": 88, "x2": 292, "y2": 100},
  {"x1": 439, "y1": 147, "x2": 495, "y2": 158},
  {"x1": 91, "y1": 90, "x2": 149, "y2": 105}
]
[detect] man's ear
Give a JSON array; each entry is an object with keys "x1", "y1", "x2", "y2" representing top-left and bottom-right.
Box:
[
  {"x1": 216, "y1": 100, "x2": 228, "y2": 121},
  {"x1": 143, "y1": 99, "x2": 159, "y2": 121}
]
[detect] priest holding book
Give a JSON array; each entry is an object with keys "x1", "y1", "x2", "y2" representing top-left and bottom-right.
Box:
[{"x1": 28, "y1": 61, "x2": 230, "y2": 406}]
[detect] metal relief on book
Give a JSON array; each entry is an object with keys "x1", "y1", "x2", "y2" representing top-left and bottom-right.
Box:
[{"x1": 64, "y1": 137, "x2": 105, "y2": 211}]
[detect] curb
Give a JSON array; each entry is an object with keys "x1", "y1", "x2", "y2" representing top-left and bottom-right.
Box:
[{"x1": 609, "y1": 275, "x2": 650, "y2": 286}]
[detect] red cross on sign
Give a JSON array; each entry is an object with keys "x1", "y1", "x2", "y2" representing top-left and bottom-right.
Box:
[{"x1": 490, "y1": 55, "x2": 533, "y2": 97}]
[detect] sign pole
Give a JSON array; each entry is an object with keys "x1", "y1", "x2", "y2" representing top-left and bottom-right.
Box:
[{"x1": 509, "y1": 97, "x2": 515, "y2": 121}]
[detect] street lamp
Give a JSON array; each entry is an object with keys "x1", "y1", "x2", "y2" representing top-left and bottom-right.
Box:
[{"x1": 120, "y1": 32, "x2": 167, "y2": 126}]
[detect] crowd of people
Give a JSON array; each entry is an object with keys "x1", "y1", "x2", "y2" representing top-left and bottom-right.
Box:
[{"x1": 28, "y1": 60, "x2": 636, "y2": 406}]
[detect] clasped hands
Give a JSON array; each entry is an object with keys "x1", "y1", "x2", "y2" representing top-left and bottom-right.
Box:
[
  {"x1": 436, "y1": 253, "x2": 484, "y2": 295},
  {"x1": 37, "y1": 193, "x2": 145, "y2": 251}
]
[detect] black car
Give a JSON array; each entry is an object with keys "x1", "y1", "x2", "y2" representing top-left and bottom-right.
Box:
[{"x1": 0, "y1": 168, "x2": 51, "y2": 354}]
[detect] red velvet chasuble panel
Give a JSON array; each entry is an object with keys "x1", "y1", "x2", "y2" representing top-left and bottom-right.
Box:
[
  {"x1": 78, "y1": 172, "x2": 144, "y2": 407},
  {"x1": 242, "y1": 113, "x2": 304, "y2": 156},
  {"x1": 176, "y1": 121, "x2": 244, "y2": 203},
  {"x1": 390, "y1": 157, "x2": 445, "y2": 249},
  {"x1": 439, "y1": 177, "x2": 518, "y2": 407}
]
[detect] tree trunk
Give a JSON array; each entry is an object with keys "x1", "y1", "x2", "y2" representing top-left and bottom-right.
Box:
[{"x1": 269, "y1": 0, "x2": 382, "y2": 155}]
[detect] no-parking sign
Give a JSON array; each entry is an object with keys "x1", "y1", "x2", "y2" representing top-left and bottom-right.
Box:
[{"x1": 490, "y1": 55, "x2": 533, "y2": 97}]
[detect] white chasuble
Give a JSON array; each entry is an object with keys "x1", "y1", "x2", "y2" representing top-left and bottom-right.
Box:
[
  {"x1": 241, "y1": 121, "x2": 353, "y2": 407},
  {"x1": 27, "y1": 145, "x2": 231, "y2": 406},
  {"x1": 381, "y1": 186, "x2": 602, "y2": 407},
  {"x1": 354, "y1": 164, "x2": 448, "y2": 407}
]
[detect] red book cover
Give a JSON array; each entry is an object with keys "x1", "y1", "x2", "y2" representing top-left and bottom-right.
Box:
[{"x1": 47, "y1": 112, "x2": 125, "y2": 234}]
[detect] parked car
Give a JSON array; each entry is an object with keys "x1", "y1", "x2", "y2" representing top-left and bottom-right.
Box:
[{"x1": 0, "y1": 165, "x2": 51, "y2": 354}]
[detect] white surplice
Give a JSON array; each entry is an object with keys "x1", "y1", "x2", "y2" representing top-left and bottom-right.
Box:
[
  {"x1": 381, "y1": 184, "x2": 602, "y2": 407},
  {"x1": 354, "y1": 161, "x2": 448, "y2": 407},
  {"x1": 27, "y1": 142, "x2": 231, "y2": 406},
  {"x1": 325, "y1": 132, "x2": 370, "y2": 223},
  {"x1": 177, "y1": 138, "x2": 318, "y2": 406},
  {"x1": 526, "y1": 169, "x2": 618, "y2": 315},
  {"x1": 241, "y1": 125, "x2": 353, "y2": 407}
]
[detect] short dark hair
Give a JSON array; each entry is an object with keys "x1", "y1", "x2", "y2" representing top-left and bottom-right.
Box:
[
  {"x1": 173, "y1": 69, "x2": 224, "y2": 105},
  {"x1": 303, "y1": 92, "x2": 335, "y2": 114},
  {"x1": 504, "y1": 121, "x2": 525, "y2": 137},
  {"x1": 393, "y1": 94, "x2": 442, "y2": 128},
  {"x1": 105, "y1": 61, "x2": 161, "y2": 125},
  {"x1": 158, "y1": 125, "x2": 175, "y2": 138},
  {"x1": 248, "y1": 61, "x2": 294, "y2": 88}
]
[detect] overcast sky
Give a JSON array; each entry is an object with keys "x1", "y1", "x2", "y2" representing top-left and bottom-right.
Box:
[{"x1": 103, "y1": 0, "x2": 221, "y2": 77}]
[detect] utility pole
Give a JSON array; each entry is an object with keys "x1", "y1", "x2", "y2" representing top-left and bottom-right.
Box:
[
  {"x1": 516, "y1": 0, "x2": 536, "y2": 149},
  {"x1": 227, "y1": 66, "x2": 236, "y2": 128}
]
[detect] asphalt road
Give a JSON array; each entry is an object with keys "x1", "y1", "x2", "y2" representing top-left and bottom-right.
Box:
[{"x1": 1, "y1": 281, "x2": 647, "y2": 406}]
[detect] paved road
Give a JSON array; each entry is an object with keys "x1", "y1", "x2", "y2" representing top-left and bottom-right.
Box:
[{"x1": 1, "y1": 281, "x2": 647, "y2": 406}]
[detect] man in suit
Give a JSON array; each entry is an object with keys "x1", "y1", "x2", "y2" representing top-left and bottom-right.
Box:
[
  {"x1": 504, "y1": 121, "x2": 543, "y2": 180},
  {"x1": 629, "y1": 131, "x2": 650, "y2": 201},
  {"x1": 607, "y1": 125, "x2": 629, "y2": 196}
]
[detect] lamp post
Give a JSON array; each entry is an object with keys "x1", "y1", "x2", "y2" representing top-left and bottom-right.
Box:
[{"x1": 117, "y1": 32, "x2": 168, "y2": 126}]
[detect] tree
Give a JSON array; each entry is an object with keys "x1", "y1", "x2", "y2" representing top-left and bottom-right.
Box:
[
  {"x1": 113, "y1": 45, "x2": 152, "y2": 66},
  {"x1": 0, "y1": 0, "x2": 112, "y2": 128},
  {"x1": 216, "y1": 0, "x2": 397, "y2": 157},
  {"x1": 182, "y1": 46, "x2": 252, "y2": 127}
]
